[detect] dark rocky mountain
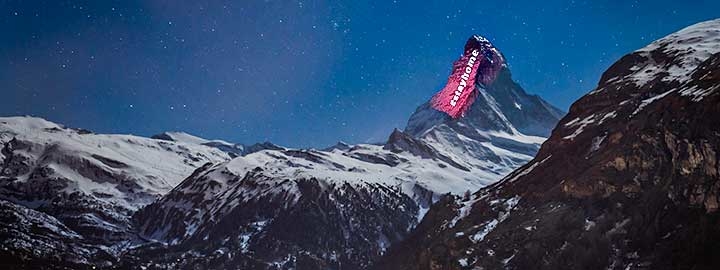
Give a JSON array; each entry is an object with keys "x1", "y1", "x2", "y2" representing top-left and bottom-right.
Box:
[{"x1": 376, "y1": 18, "x2": 720, "y2": 270}]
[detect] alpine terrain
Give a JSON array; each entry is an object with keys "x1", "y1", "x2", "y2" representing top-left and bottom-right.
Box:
[
  {"x1": 121, "y1": 36, "x2": 563, "y2": 269},
  {"x1": 0, "y1": 117, "x2": 231, "y2": 267},
  {"x1": 0, "y1": 34, "x2": 562, "y2": 269},
  {"x1": 376, "y1": 18, "x2": 720, "y2": 270}
]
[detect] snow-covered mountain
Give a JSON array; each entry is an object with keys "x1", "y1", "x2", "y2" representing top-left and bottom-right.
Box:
[
  {"x1": 1, "y1": 33, "x2": 563, "y2": 268},
  {"x1": 405, "y1": 67, "x2": 564, "y2": 183},
  {"x1": 124, "y1": 40, "x2": 562, "y2": 269},
  {"x1": 377, "y1": 18, "x2": 720, "y2": 270},
  {"x1": 125, "y1": 139, "x2": 500, "y2": 268},
  {"x1": 0, "y1": 116, "x2": 231, "y2": 265}
]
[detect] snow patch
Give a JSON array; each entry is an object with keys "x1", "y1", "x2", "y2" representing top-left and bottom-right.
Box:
[
  {"x1": 513, "y1": 102, "x2": 522, "y2": 110},
  {"x1": 470, "y1": 196, "x2": 519, "y2": 243},
  {"x1": 458, "y1": 258, "x2": 469, "y2": 267},
  {"x1": 632, "y1": 89, "x2": 676, "y2": 116},
  {"x1": 590, "y1": 135, "x2": 607, "y2": 153},
  {"x1": 563, "y1": 114, "x2": 596, "y2": 140},
  {"x1": 505, "y1": 155, "x2": 551, "y2": 183}
]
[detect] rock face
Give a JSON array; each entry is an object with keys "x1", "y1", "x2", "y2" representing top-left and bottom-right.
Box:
[
  {"x1": 0, "y1": 200, "x2": 111, "y2": 269},
  {"x1": 376, "y1": 18, "x2": 720, "y2": 270}
]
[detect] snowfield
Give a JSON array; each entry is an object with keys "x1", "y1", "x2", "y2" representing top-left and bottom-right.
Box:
[{"x1": 0, "y1": 116, "x2": 231, "y2": 212}]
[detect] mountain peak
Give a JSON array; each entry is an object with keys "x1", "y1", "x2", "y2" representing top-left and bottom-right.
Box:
[
  {"x1": 429, "y1": 35, "x2": 506, "y2": 119},
  {"x1": 395, "y1": 36, "x2": 565, "y2": 190},
  {"x1": 406, "y1": 64, "x2": 562, "y2": 139}
]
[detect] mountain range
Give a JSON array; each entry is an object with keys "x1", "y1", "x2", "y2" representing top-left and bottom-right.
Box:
[
  {"x1": 0, "y1": 42, "x2": 560, "y2": 268},
  {"x1": 2, "y1": 18, "x2": 719, "y2": 270}
]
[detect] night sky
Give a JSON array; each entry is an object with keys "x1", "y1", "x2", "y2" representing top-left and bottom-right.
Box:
[{"x1": 2, "y1": 1, "x2": 719, "y2": 148}]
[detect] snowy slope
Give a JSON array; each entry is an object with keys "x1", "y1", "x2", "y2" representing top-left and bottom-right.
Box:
[
  {"x1": 152, "y1": 131, "x2": 221, "y2": 145},
  {"x1": 0, "y1": 117, "x2": 230, "y2": 209},
  {"x1": 0, "y1": 116, "x2": 231, "y2": 248},
  {"x1": 601, "y1": 18, "x2": 720, "y2": 88},
  {"x1": 152, "y1": 131, "x2": 246, "y2": 157},
  {"x1": 152, "y1": 131, "x2": 284, "y2": 157},
  {"x1": 226, "y1": 144, "x2": 494, "y2": 195}
]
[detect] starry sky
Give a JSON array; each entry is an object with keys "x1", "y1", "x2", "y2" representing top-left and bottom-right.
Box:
[{"x1": 2, "y1": 1, "x2": 719, "y2": 148}]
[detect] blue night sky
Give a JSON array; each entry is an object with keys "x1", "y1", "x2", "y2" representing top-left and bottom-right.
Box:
[{"x1": 2, "y1": 1, "x2": 719, "y2": 148}]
